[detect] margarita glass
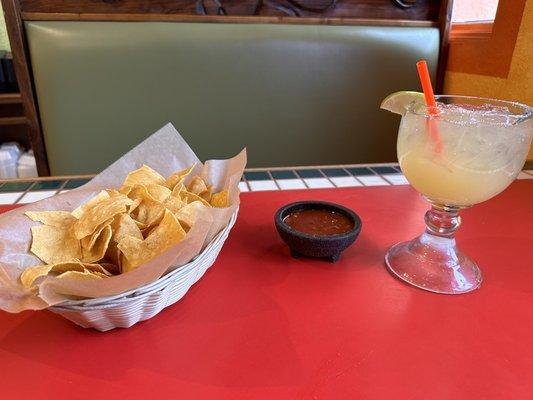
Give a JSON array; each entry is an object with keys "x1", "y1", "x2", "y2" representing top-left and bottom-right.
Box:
[{"x1": 385, "y1": 95, "x2": 533, "y2": 294}]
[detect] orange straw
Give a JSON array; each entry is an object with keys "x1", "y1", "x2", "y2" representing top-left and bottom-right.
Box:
[{"x1": 416, "y1": 60, "x2": 443, "y2": 154}]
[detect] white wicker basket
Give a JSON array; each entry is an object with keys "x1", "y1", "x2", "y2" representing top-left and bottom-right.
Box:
[{"x1": 49, "y1": 210, "x2": 238, "y2": 331}]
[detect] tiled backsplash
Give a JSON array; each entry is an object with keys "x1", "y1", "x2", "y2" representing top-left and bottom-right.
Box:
[{"x1": 1, "y1": 164, "x2": 533, "y2": 205}]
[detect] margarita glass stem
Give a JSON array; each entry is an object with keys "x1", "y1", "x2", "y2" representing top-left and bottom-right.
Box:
[
  {"x1": 412, "y1": 204, "x2": 463, "y2": 269},
  {"x1": 424, "y1": 204, "x2": 461, "y2": 238}
]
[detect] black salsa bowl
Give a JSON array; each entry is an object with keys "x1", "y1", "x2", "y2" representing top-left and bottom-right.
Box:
[{"x1": 274, "y1": 201, "x2": 362, "y2": 263}]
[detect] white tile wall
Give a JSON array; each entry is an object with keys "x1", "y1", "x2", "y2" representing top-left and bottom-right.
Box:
[
  {"x1": 303, "y1": 178, "x2": 334, "y2": 189},
  {"x1": 18, "y1": 190, "x2": 57, "y2": 203},
  {"x1": 357, "y1": 175, "x2": 389, "y2": 186},
  {"x1": 0, "y1": 192, "x2": 23, "y2": 204},
  {"x1": 248, "y1": 180, "x2": 279, "y2": 191},
  {"x1": 382, "y1": 174, "x2": 409, "y2": 185},
  {"x1": 329, "y1": 176, "x2": 362, "y2": 187},
  {"x1": 238, "y1": 182, "x2": 250, "y2": 192},
  {"x1": 276, "y1": 179, "x2": 307, "y2": 190}
]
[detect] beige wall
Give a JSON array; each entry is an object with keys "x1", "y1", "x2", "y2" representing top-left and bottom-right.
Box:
[
  {"x1": 0, "y1": 2, "x2": 10, "y2": 51},
  {"x1": 445, "y1": 0, "x2": 533, "y2": 159}
]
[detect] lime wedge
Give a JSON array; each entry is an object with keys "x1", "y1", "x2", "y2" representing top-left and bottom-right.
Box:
[{"x1": 380, "y1": 91, "x2": 425, "y2": 115}]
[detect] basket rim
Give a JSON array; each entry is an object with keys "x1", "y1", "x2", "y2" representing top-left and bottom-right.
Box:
[{"x1": 50, "y1": 209, "x2": 238, "y2": 310}]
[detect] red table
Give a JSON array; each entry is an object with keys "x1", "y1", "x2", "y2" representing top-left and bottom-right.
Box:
[{"x1": 1, "y1": 182, "x2": 533, "y2": 399}]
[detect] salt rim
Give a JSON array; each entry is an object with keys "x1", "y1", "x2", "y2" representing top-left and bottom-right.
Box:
[{"x1": 407, "y1": 95, "x2": 532, "y2": 127}]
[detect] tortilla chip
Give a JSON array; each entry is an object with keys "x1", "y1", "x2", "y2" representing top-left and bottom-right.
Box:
[
  {"x1": 119, "y1": 210, "x2": 186, "y2": 272},
  {"x1": 56, "y1": 270, "x2": 103, "y2": 281},
  {"x1": 122, "y1": 165, "x2": 165, "y2": 188},
  {"x1": 180, "y1": 191, "x2": 210, "y2": 207},
  {"x1": 72, "y1": 191, "x2": 110, "y2": 218},
  {"x1": 105, "y1": 189, "x2": 125, "y2": 199},
  {"x1": 126, "y1": 185, "x2": 147, "y2": 202},
  {"x1": 128, "y1": 198, "x2": 142, "y2": 214},
  {"x1": 171, "y1": 182, "x2": 185, "y2": 198},
  {"x1": 187, "y1": 176, "x2": 208, "y2": 196},
  {"x1": 133, "y1": 219, "x2": 148, "y2": 230},
  {"x1": 19, "y1": 261, "x2": 86, "y2": 288},
  {"x1": 89, "y1": 270, "x2": 111, "y2": 279},
  {"x1": 30, "y1": 225, "x2": 82, "y2": 264},
  {"x1": 199, "y1": 185, "x2": 212, "y2": 202},
  {"x1": 105, "y1": 213, "x2": 142, "y2": 268},
  {"x1": 50, "y1": 261, "x2": 87, "y2": 274},
  {"x1": 100, "y1": 262, "x2": 120, "y2": 275},
  {"x1": 73, "y1": 194, "x2": 133, "y2": 239},
  {"x1": 128, "y1": 184, "x2": 170, "y2": 204},
  {"x1": 167, "y1": 177, "x2": 184, "y2": 192},
  {"x1": 20, "y1": 265, "x2": 52, "y2": 288},
  {"x1": 117, "y1": 236, "x2": 143, "y2": 273},
  {"x1": 80, "y1": 261, "x2": 113, "y2": 276},
  {"x1": 80, "y1": 218, "x2": 114, "y2": 250},
  {"x1": 104, "y1": 241, "x2": 122, "y2": 271},
  {"x1": 25, "y1": 211, "x2": 77, "y2": 227},
  {"x1": 210, "y1": 190, "x2": 229, "y2": 208},
  {"x1": 163, "y1": 195, "x2": 185, "y2": 214},
  {"x1": 119, "y1": 185, "x2": 132, "y2": 196},
  {"x1": 146, "y1": 185, "x2": 171, "y2": 203},
  {"x1": 111, "y1": 213, "x2": 143, "y2": 243},
  {"x1": 166, "y1": 164, "x2": 196, "y2": 189},
  {"x1": 126, "y1": 185, "x2": 167, "y2": 230},
  {"x1": 187, "y1": 177, "x2": 212, "y2": 202},
  {"x1": 81, "y1": 225, "x2": 113, "y2": 263},
  {"x1": 133, "y1": 202, "x2": 165, "y2": 233},
  {"x1": 175, "y1": 201, "x2": 206, "y2": 230},
  {"x1": 147, "y1": 209, "x2": 187, "y2": 246}
]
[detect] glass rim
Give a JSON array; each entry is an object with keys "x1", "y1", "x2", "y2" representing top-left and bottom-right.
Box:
[{"x1": 407, "y1": 95, "x2": 533, "y2": 121}]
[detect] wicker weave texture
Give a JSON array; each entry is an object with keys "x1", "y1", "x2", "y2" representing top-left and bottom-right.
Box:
[{"x1": 49, "y1": 211, "x2": 238, "y2": 331}]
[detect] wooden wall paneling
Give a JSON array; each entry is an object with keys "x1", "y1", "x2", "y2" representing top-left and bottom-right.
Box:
[
  {"x1": 19, "y1": 0, "x2": 440, "y2": 20},
  {"x1": 21, "y1": 12, "x2": 437, "y2": 26},
  {"x1": 1, "y1": 0, "x2": 49, "y2": 175},
  {"x1": 436, "y1": 0, "x2": 453, "y2": 93}
]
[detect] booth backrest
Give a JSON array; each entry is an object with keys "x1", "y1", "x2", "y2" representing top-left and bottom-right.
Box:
[{"x1": 25, "y1": 21, "x2": 439, "y2": 175}]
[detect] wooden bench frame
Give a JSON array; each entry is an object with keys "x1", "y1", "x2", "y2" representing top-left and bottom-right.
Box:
[{"x1": 1, "y1": 0, "x2": 452, "y2": 176}]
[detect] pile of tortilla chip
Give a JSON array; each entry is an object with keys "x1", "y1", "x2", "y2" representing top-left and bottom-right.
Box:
[{"x1": 20, "y1": 164, "x2": 228, "y2": 290}]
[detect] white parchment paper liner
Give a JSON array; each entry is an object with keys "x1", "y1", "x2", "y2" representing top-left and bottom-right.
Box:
[{"x1": 0, "y1": 124, "x2": 246, "y2": 312}]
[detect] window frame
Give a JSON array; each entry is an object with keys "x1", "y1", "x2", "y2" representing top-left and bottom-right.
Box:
[{"x1": 447, "y1": 0, "x2": 527, "y2": 78}]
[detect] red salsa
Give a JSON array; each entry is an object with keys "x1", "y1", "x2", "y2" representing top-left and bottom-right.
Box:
[{"x1": 283, "y1": 208, "x2": 354, "y2": 236}]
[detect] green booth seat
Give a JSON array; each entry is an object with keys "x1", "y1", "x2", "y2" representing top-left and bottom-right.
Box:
[{"x1": 25, "y1": 21, "x2": 439, "y2": 175}]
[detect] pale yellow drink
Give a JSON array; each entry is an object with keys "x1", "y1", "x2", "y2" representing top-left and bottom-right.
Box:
[
  {"x1": 384, "y1": 94, "x2": 532, "y2": 296},
  {"x1": 398, "y1": 104, "x2": 531, "y2": 207}
]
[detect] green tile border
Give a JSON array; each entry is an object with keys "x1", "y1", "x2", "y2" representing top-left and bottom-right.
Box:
[
  {"x1": 0, "y1": 181, "x2": 33, "y2": 192},
  {"x1": 63, "y1": 178, "x2": 91, "y2": 189},
  {"x1": 29, "y1": 180, "x2": 65, "y2": 191},
  {"x1": 0, "y1": 162, "x2": 531, "y2": 203}
]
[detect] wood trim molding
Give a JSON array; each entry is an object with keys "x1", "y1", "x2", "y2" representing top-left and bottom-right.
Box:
[
  {"x1": 0, "y1": 93, "x2": 23, "y2": 104},
  {"x1": 1, "y1": 0, "x2": 49, "y2": 175},
  {"x1": 450, "y1": 22, "x2": 493, "y2": 41},
  {"x1": 436, "y1": 0, "x2": 452, "y2": 94},
  {"x1": 21, "y1": 12, "x2": 437, "y2": 27}
]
